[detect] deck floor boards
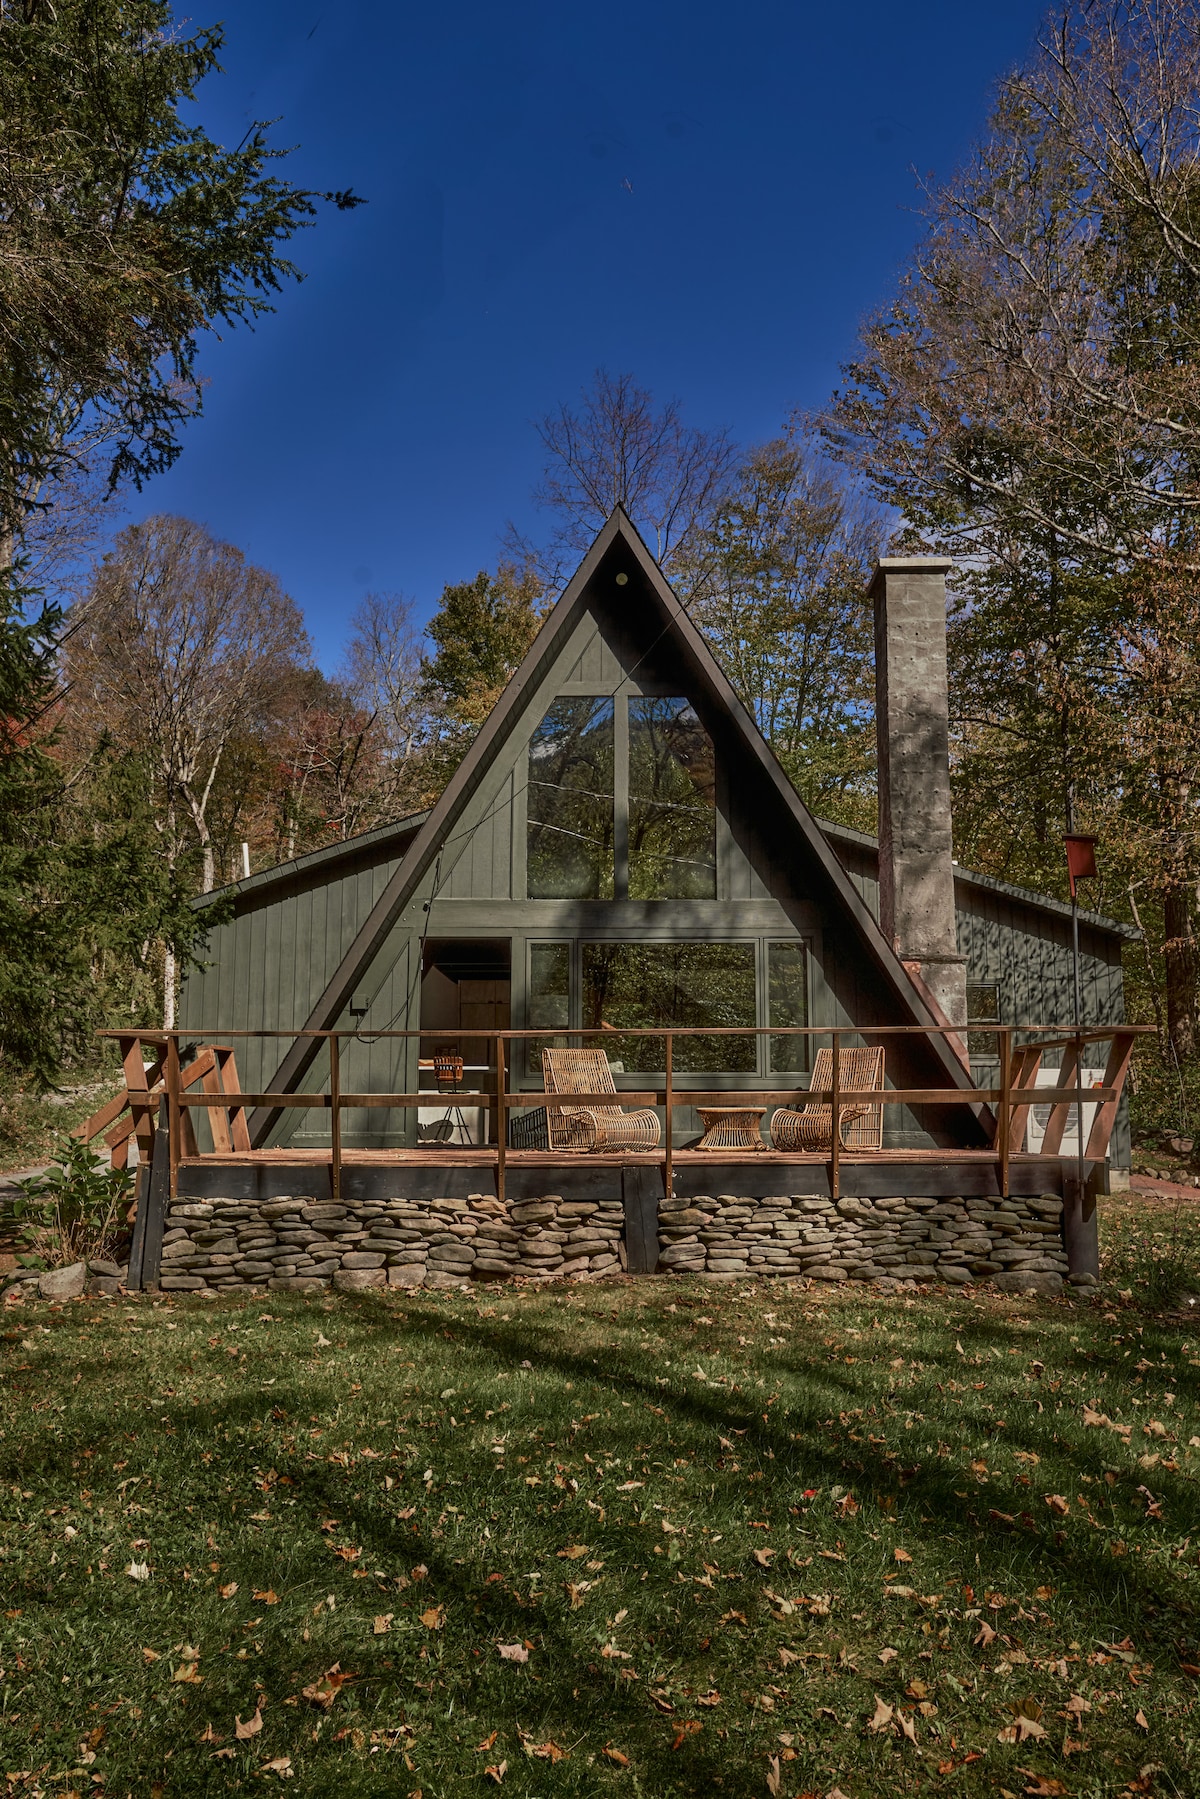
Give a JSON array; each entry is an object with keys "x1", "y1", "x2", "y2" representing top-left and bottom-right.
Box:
[{"x1": 177, "y1": 1147, "x2": 1051, "y2": 1169}]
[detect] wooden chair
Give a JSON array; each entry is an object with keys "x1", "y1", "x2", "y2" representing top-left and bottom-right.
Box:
[
  {"x1": 541, "y1": 1047, "x2": 661, "y2": 1152},
  {"x1": 770, "y1": 1046, "x2": 885, "y2": 1152}
]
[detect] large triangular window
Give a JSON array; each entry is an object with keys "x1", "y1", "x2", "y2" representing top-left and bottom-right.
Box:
[{"x1": 526, "y1": 695, "x2": 715, "y2": 900}]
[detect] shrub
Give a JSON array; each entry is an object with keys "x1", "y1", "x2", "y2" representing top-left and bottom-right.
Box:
[{"x1": 8, "y1": 1137, "x2": 135, "y2": 1270}]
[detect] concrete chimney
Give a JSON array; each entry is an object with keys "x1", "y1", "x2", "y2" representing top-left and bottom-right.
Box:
[{"x1": 870, "y1": 557, "x2": 967, "y2": 1031}]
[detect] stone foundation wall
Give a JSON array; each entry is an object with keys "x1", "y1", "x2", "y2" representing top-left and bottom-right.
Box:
[
  {"x1": 657, "y1": 1192, "x2": 1071, "y2": 1293},
  {"x1": 157, "y1": 1193, "x2": 625, "y2": 1294},
  {"x1": 136, "y1": 1187, "x2": 1073, "y2": 1296}
]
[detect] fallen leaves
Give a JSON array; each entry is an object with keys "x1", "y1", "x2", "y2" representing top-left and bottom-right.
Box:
[
  {"x1": 259, "y1": 1756, "x2": 293, "y2": 1778},
  {"x1": 234, "y1": 1708, "x2": 263, "y2": 1740},
  {"x1": 124, "y1": 1560, "x2": 150, "y2": 1581},
  {"x1": 998, "y1": 1701, "x2": 1048, "y2": 1744},
  {"x1": 557, "y1": 1544, "x2": 588, "y2": 1560},
  {"x1": 602, "y1": 1746, "x2": 630, "y2": 1766},
  {"x1": 1043, "y1": 1495, "x2": 1070, "y2": 1517},
  {"x1": 670, "y1": 1720, "x2": 702, "y2": 1750},
  {"x1": 878, "y1": 1647, "x2": 899, "y2": 1664},
  {"x1": 253, "y1": 1589, "x2": 279, "y2": 1605},
  {"x1": 419, "y1": 1605, "x2": 445, "y2": 1631},
  {"x1": 1083, "y1": 1405, "x2": 1132, "y2": 1442},
  {"x1": 496, "y1": 1643, "x2": 529, "y2": 1663},
  {"x1": 301, "y1": 1665, "x2": 355, "y2": 1710},
  {"x1": 484, "y1": 1761, "x2": 507, "y2": 1783},
  {"x1": 893, "y1": 1547, "x2": 912, "y2": 1564},
  {"x1": 218, "y1": 1580, "x2": 239, "y2": 1599},
  {"x1": 373, "y1": 1614, "x2": 393, "y2": 1635},
  {"x1": 866, "y1": 1696, "x2": 918, "y2": 1745}
]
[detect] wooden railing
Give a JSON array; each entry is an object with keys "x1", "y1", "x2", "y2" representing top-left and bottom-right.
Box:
[{"x1": 83, "y1": 1022, "x2": 1151, "y2": 1205}]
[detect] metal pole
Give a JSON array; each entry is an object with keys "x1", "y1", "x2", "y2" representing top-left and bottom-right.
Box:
[{"x1": 1071, "y1": 890, "x2": 1085, "y2": 1200}]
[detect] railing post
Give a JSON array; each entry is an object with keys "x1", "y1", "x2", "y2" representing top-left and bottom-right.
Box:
[
  {"x1": 664, "y1": 1030, "x2": 673, "y2": 1199},
  {"x1": 496, "y1": 1033, "x2": 507, "y2": 1207},
  {"x1": 830, "y1": 1028, "x2": 840, "y2": 1200},
  {"x1": 329, "y1": 1032, "x2": 342, "y2": 1205},
  {"x1": 999, "y1": 1026, "x2": 1011, "y2": 1199},
  {"x1": 165, "y1": 1033, "x2": 181, "y2": 1200}
]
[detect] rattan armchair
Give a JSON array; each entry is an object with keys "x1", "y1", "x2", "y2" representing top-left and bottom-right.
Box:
[
  {"x1": 770, "y1": 1046, "x2": 884, "y2": 1152},
  {"x1": 541, "y1": 1047, "x2": 661, "y2": 1152}
]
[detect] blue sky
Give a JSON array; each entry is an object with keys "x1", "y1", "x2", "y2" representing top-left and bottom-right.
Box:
[{"x1": 127, "y1": 0, "x2": 1048, "y2": 668}]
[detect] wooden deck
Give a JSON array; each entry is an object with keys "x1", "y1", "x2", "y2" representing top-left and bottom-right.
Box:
[{"x1": 171, "y1": 1145, "x2": 1091, "y2": 1204}]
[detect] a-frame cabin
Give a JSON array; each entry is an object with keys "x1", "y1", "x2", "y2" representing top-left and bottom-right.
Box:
[{"x1": 177, "y1": 509, "x2": 1134, "y2": 1187}]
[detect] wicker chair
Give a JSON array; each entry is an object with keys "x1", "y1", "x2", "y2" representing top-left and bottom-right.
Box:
[
  {"x1": 770, "y1": 1046, "x2": 885, "y2": 1152},
  {"x1": 541, "y1": 1047, "x2": 661, "y2": 1152}
]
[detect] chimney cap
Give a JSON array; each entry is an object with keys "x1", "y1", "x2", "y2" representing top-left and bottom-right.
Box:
[{"x1": 868, "y1": 556, "x2": 953, "y2": 600}]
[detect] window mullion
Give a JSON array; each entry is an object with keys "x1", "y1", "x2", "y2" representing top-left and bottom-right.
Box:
[{"x1": 613, "y1": 694, "x2": 629, "y2": 899}]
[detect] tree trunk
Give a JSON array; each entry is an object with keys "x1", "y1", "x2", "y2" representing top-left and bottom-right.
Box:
[
  {"x1": 1162, "y1": 880, "x2": 1197, "y2": 1064},
  {"x1": 163, "y1": 945, "x2": 177, "y2": 1030}
]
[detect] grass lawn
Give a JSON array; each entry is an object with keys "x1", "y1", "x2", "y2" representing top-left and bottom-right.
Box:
[{"x1": 2, "y1": 1195, "x2": 1200, "y2": 1798}]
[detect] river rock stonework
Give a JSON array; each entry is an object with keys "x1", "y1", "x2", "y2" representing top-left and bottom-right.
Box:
[
  {"x1": 151, "y1": 1187, "x2": 1073, "y2": 1294},
  {"x1": 156, "y1": 1193, "x2": 625, "y2": 1294},
  {"x1": 657, "y1": 1192, "x2": 1069, "y2": 1291}
]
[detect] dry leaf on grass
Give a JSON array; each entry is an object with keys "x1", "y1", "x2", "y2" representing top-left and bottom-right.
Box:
[
  {"x1": 753, "y1": 1547, "x2": 775, "y2": 1567},
  {"x1": 235, "y1": 1709, "x2": 263, "y2": 1740},
  {"x1": 419, "y1": 1606, "x2": 445, "y2": 1630},
  {"x1": 497, "y1": 1643, "x2": 529, "y2": 1663},
  {"x1": 125, "y1": 1561, "x2": 150, "y2": 1581},
  {"x1": 218, "y1": 1581, "x2": 239, "y2": 1599},
  {"x1": 878, "y1": 1647, "x2": 898, "y2": 1664},
  {"x1": 998, "y1": 1712, "x2": 1047, "y2": 1744},
  {"x1": 1018, "y1": 1774, "x2": 1067, "y2": 1797},
  {"x1": 1044, "y1": 1495, "x2": 1070, "y2": 1517},
  {"x1": 602, "y1": 1746, "x2": 630, "y2": 1766},
  {"x1": 476, "y1": 1732, "x2": 498, "y2": 1753},
  {"x1": 253, "y1": 1589, "x2": 279, "y2": 1605},
  {"x1": 259, "y1": 1757, "x2": 293, "y2": 1778},
  {"x1": 1135, "y1": 1709, "x2": 1149, "y2": 1729},
  {"x1": 172, "y1": 1660, "x2": 203, "y2": 1685},
  {"x1": 484, "y1": 1761, "x2": 507, "y2": 1783},
  {"x1": 868, "y1": 1696, "x2": 894, "y2": 1733},
  {"x1": 301, "y1": 1665, "x2": 354, "y2": 1710},
  {"x1": 557, "y1": 1544, "x2": 589, "y2": 1560},
  {"x1": 893, "y1": 1548, "x2": 912, "y2": 1564},
  {"x1": 141, "y1": 1647, "x2": 160, "y2": 1663},
  {"x1": 767, "y1": 1755, "x2": 782, "y2": 1795}
]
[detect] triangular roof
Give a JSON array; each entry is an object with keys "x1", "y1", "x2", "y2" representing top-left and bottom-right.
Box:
[{"x1": 249, "y1": 507, "x2": 980, "y2": 1140}]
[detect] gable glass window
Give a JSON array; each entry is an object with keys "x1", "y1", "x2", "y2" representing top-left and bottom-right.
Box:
[
  {"x1": 628, "y1": 698, "x2": 716, "y2": 898},
  {"x1": 527, "y1": 698, "x2": 615, "y2": 898},
  {"x1": 768, "y1": 940, "x2": 810, "y2": 1071},
  {"x1": 581, "y1": 941, "x2": 756, "y2": 1072}
]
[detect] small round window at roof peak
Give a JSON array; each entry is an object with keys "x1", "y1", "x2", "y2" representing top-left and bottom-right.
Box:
[{"x1": 615, "y1": 571, "x2": 628, "y2": 585}]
